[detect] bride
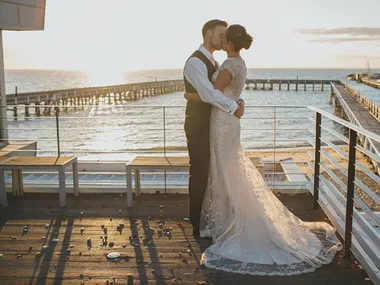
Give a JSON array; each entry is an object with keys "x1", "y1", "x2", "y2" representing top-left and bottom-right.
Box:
[{"x1": 184, "y1": 24, "x2": 342, "y2": 276}]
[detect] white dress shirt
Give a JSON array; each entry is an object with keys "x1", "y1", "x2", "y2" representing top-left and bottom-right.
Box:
[{"x1": 184, "y1": 45, "x2": 238, "y2": 115}]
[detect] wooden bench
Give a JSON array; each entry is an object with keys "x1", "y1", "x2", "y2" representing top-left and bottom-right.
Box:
[
  {"x1": 0, "y1": 156, "x2": 79, "y2": 207},
  {"x1": 126, "y1": 156, "x2": 189, "y2": 207},
  {"x1": 125, "y1": 155, "x2": 265, "y2": 207}
]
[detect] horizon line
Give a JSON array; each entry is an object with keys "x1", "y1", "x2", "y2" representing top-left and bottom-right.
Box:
[{"x1": 5, "y1": 67, "x2": 380, "y2": 72}]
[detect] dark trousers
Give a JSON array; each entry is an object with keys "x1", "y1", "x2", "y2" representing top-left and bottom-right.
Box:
[{"x1": 185, "y1": 119, "x2": 210, "y2": 230}]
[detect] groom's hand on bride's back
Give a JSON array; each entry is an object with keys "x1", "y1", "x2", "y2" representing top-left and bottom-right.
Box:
[{"x1": 234, "y1": 99, "x2": 245, "y2": 118}]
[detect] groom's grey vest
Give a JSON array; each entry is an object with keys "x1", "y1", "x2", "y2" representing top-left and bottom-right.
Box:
[{"x1": 184, "y1": 50, "x2": 218, "y2": 133}]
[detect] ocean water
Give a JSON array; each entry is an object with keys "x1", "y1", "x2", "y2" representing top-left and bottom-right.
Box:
[
  {"x1": 4, "y1": 68, "x2": 380, "y2": 160},
  {"x1": 5, "y1": 68, "x2": 380, "y2": 94}
]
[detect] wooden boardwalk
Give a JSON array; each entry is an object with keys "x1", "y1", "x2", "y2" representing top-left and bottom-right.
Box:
[
  {"x1": 0, "y1": 193, "x2": 373, "y2": 285},
  {"x1": 6, "y1": 80, "x2": 185, "y2": 117},
  {"x1": 334, "y1": 84, "x2": 380, "y2": 153},
  {"x1": 245, "y1": 79, "x2": 337, "y2": 91},
  {"x1": 361, "y1": 78, "x2": 380, "y2": 90},
  {"x1": 6, "y1": 78, "x2": 337, "y2": 118}
]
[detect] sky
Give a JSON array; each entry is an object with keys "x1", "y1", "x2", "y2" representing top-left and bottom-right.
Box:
[{"x1": 3, "y1": 0, "x2": 380, "y2": 72}]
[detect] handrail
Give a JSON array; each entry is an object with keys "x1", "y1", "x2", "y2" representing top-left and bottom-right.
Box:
[
  {"x1": 310, "y1": 105, "x2": 380, "y2": 284},
  {"x1": 308, "y1": 106, "x2": 380, "y2": 143}
]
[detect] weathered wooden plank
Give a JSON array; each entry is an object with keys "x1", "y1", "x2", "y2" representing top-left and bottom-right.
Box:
[{"x1": 0, "y1": 193, "x2": 373, "y2": 285}]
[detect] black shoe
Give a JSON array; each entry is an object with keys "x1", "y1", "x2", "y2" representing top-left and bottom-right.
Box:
[{"x1": 192, "y1": 227, "x2": 200, "y2": 237}]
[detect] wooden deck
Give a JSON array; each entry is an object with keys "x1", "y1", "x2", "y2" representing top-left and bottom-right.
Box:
[{"x1": 0, "y1": 193, "x2": 373, "y2": 285}]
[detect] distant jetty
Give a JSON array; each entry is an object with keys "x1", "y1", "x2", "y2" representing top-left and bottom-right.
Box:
[
  {"x1": 346, "y1": 72, "x2": 380, "y2": 81},
  {"x1": 6, "y1": 80, "x2": 185, "y2": 117}
]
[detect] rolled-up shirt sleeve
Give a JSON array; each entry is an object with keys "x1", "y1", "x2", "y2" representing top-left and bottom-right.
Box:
[{"x1": 184, "y1": 57, "x2": 238, "y2": 115}]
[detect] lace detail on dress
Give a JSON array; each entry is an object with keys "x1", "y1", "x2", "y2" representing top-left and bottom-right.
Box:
[
  {"x1": 199, "y1": 56, "x2": 342, "y2": 276},
  {"x1": 200, "y1": 226, "x2": 212, "y2": 238},
  {"x1": 211, "y1": 56, "x2": 246, "y2": 101}
]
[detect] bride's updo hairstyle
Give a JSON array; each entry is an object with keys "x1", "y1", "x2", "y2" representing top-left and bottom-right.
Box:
[{"x1": 225, "y1": 24, "x2": 253, "y2": 51}]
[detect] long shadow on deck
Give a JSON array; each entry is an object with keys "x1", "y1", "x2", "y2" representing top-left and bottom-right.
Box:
[
  {"x1": 33, "y1": 217, "x2": 64, "y2": 285},
  {"x1": 0, "y1": 193, "x2": 373, "y2": 285}
]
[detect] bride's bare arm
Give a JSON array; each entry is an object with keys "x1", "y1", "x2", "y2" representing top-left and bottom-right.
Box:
[
  {"x1": 213, "y1": 69, "x2": 232, "y2": 92},
  {"x1": 214, "y1": 68, "x2": 245, "y2": 117}
]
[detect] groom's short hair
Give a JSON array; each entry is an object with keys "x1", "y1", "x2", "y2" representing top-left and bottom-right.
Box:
[{"x1": 202, "y1": 19, "x2": 228, "y2": 38}]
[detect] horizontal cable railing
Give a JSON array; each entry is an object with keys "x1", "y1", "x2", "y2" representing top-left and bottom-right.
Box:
[
  {"x1": 1, "y1": 104, "x2": 315, "y2": 154},
  {"x1": 307, "y1": 106, "x2": 380, "y2": 284},
  {"x1": 1, "y1": 105, "x2": 318, "y2": 192}
]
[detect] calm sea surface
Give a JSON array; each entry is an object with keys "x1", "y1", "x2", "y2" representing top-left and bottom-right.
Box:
[{"x1": 4, "y1": 68, "x2": 380, "y2": 160}]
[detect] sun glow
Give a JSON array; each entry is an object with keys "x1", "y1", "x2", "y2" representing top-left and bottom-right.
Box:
[{"x1": 86, "y1": 68, "x2": 125, "y2": 87}]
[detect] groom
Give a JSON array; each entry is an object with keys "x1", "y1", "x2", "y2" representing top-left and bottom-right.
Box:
[{"x1": 183, "y1": 19, "x2": 245, "y2": 237}]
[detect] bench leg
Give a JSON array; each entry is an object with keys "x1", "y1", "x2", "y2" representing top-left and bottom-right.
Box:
[
  {"x1": 135, "y1": 169, "x2": 141, "y2": 197},
  {"x1": 12, "y1": 169, "x2": 24, "y2": 196},
  {"x1": 58, "y1": 167, "x2": 66, "y2": 207},
  {"x1": 126, "y1": 167, "x2": 133, "y2": 207},
  {"x1": 0, "y1": 169, "x2": 8, "y2": 206},
  {"x1": 73, "y1": 161, "x2": 79, "y2": 196}
]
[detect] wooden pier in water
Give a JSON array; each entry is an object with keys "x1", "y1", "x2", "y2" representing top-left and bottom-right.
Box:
[
  {"x1": 245, "y1": 79, "x2": 336, "y2": 91},
  {"x1": 361, "y1": 78, "x2": 380, "y2": 90},
  {"x1": 6, "y1": 80, "x2": 185, "y2": 117},
  {"x1": 6, "y1": 78, "x2": 340, "y2": 118}
]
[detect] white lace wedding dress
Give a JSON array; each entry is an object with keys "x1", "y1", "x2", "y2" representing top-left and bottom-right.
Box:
[{"x1": 199, "y1": 56, "x2": 342, "y2": 276}]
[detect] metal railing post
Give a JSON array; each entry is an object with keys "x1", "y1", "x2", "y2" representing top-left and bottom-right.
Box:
[
  {"x1": 344, "y1": 128, "x2": 357, "y2": 258},
  {"x1": 163, "y1": 106, "x2": 167, "y2": 194},
  {"x1": 14, "y1": 86, "x2": 18, "y2": 118},
  {"x1": 163, "y1": 106, "x2": 166, "y2": 156},
  {"x1": 313, "y1": 112, "x2": 322, "y2": 209},
  {"x1": 272, "y1": 106, "x2": 276, "y2": 190},
  {"x1": 55, "y1": 106, "x2": 61, "y2": 157}
]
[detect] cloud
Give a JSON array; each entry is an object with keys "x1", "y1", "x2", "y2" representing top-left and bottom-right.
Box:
[
  {"x1": 311, "y1": 37, "x2": 380, "y2": 43},
  {"x1": 298, "y1": 27, "x2": 380, "y2": 44},
  {"x1": 298, "y1": 27, "x2": 380, "y2": 37},
  {"x1": 334, "y1": 54, "x2": 380, "y2": 60}
]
